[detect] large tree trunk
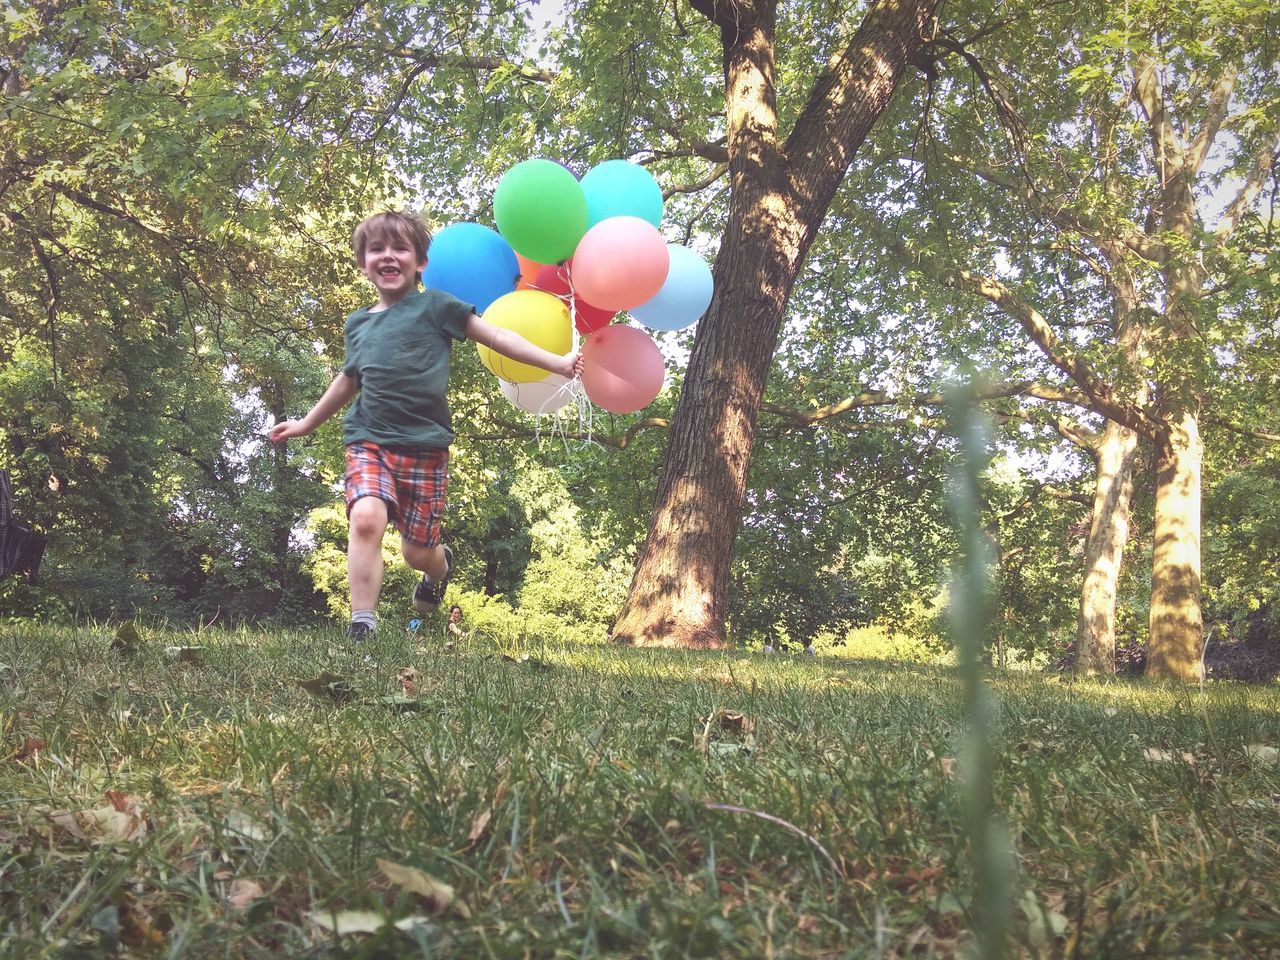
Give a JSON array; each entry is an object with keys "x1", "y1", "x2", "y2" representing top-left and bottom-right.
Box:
[
  {"x1": 1146, "y1": 413, "x2": 1204, "y2": 679},
  {"x1": 1075, "y1": 267, "x2": 1145, "y2": 676},
  {"x1": 1074, "y1": 420, "x2": 1139, "y2": 675},
  {"x1": 611, "y1": 0, "x2": 940, "y2": 647},
  {"x1": 1134, "y1": 55, "x2": 1208, "y2": 680}
]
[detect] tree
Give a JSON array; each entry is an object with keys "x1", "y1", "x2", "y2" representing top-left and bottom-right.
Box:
[
  {"x1": 867, "y1": 0, "x2": 1279, "y2": 678},
  {"x1": 610, "y1": 0, "x2": 942, "y2": 647}
]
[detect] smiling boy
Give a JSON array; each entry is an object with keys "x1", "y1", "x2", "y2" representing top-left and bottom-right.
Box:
[{"x1": 270, "y1": 211, "x2": 580, "y2": 640}]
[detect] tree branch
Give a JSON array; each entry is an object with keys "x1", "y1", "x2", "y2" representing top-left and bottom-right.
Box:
[
  {"x1": 1187, "y1": 65, "x2": 1238, "y2": 175},
  {"x1": 1213, "y1": 128, "x2": 1280, "y2": 243},
  {"x1": 381, "y1": 49, "x2": 556, "y2": 84},
  {"x1": 887, "y1": 237, "x2": 1157, "y2": 436}
]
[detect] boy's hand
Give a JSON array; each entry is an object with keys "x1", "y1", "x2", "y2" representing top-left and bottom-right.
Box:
[
  {"x1": 267, "y1": 419, "x2": 310, "y2": 443},
  {"x1": 562, "y1": 350, "x2": 584, "y2": 380}
]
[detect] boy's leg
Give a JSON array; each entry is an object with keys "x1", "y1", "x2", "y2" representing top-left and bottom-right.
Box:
[
  {"x1": 348, "y1": 495, "x2": 389, "y2": 613},
  {"x1": 392, "y1": 446, "x2": 450, "y2": 613},
  {"x1": 402, "y1": 541, "x2": 449, "y2": 580}
]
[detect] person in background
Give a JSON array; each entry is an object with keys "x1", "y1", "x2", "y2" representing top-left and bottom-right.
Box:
[{"x1": 446, "y1": 604, "x2": 465, "y2": 639}]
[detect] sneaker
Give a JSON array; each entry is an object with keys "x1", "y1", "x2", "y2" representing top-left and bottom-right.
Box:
[
  {"x1": 412, "y1": 545, "x2": 453, "y2": 614},
  {"x1": 348, "y1": 621, "x2": 375, "y2": 642}
]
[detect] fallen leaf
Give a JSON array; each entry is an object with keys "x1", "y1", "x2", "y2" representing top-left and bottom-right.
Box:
[
  {"x1": 86, "y1": 804, "x2": 149, "y2": 842},
  {"x1": 105, "y1": 789, "x2": 141, "y2": 814},
  {"x1": 45, "y1": 799, "x2": 149, "y2": 844},
  {"x1": 465, "y1": 809, "x2": 492, "y2": 849},
  {"x1": 13, "y1": 737, "x2": 46, "y2": 761},
  {"x1": 709, "y1": 710, "x2": 755, "y2": 736},
  {"x1": 584, "y1": 719, "x2": 609, "y2": 750},
  {"x1": 225, "y1": 809, "x2": 268, "y2": 842},
  {"x1": 42, "y1": 808, "x2": 89, "y2": 841},
  {"x1": 393, "y1": 915, "x2": 440, "y2": 937},
  {"x1": 119, "y1": 891, "x2": 166, "y2": 948},
  {"x1": 298, "y1": 672, "x2": 357, "y2": 704},
  {"x1": 1020, "y1": 889, "x2": 1069, "y2": 948},
  {"x1": 1143, "y1": 747, "x2": 1195, "y2": 764},
  {"x1": 227, "y1": 878, "x2": 265, "y2": 911},
  {"x1": 396, "y1": 667, "x2": 419, "y2": 696},
  {"x1": 1245, "y1": 744, "x2": 1279, "y2": 764},
  {"x1": 111, "y1": 620, "x2": 141, "y2": 656},
  {"x1": 311, "y1": 910, "x2": 388, "y2": 936},
  {"x1": 377, "y1": 858, "x2": 468, "y2": 917}
]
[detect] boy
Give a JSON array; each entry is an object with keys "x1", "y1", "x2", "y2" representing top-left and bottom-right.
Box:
[{"x1": 270, "y1": 211, "x2": 580, "y2": 640}]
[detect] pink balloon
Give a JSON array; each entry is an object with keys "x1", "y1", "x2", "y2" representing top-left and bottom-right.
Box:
[
  {"x1": 581, "y1": 324, "x2": 666, "y2": 414},
  {"x1": 570, "y1": 216, "x2": 669, "y2": 311}
]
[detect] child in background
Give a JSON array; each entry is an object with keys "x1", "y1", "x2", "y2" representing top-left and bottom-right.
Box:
[{"x1": 270, "y1": 211, "x2": 581, "y2": 640}]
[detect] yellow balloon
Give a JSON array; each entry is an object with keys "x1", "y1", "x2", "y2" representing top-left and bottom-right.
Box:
[{"x1": 476, "y1": 290, "x2": 573, "y2": 383}]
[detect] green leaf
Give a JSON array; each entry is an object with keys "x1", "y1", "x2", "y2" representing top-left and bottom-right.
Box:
[{"x1": 298, "y1": 672, "x2": 357, "y2": 704}]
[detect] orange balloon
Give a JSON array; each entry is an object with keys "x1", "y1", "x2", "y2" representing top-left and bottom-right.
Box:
[{"x1": 515, "y1": 253, "x2": 546, "y2": 291}]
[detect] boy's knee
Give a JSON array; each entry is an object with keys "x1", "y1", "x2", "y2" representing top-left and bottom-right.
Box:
[{"x1": 349, "y1": 496, "x2": 389, "y2": 539}]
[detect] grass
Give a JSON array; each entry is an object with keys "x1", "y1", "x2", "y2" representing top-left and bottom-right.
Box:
[{"x1": 1, "y1": 622, "x2": 1278, "y2": 958}]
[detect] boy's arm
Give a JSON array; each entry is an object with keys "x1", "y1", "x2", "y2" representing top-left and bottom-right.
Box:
[
  {"x1": 268, "y1": 373, "x2": 358, "y2": 443},
  {"x1": 466, "y1": 312, "x2": 583, "y2": 380}
]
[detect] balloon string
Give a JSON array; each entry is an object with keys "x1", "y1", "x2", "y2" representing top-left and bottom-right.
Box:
[{"x1": 517, "y1": 264, "x2": 593, "y2": 449}]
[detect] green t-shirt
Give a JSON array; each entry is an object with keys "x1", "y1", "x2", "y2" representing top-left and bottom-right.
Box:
[{"x1": 341, "y1": 289, "x2": 474, "y2": 449}]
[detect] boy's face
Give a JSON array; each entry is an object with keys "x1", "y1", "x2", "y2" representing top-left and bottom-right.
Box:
[{"x1": 360, "y1": 232, "x2": 427, "y2": 304}]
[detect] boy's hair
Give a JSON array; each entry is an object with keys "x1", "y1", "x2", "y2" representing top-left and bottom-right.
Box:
[{"x1": 352, "y1": 211, "x2": 432, "y2": 271}]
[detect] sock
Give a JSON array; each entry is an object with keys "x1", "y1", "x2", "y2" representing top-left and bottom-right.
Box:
[{"x1": 351, "y1": 609, "x2": 377, "y2": 631}]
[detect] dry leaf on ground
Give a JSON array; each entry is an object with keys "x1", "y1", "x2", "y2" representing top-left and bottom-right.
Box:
[
  {"x1": 1245, "y1": 744, "x2": 1278, "y2": 764},
  {"x1": 465, "y1": 809, "x2": 492, "y2": 849},
  {"x1": 377, "y1": 858, "x2": 468, "y2": 917},
  {"x1": 227, "y1": 879, "x2": 265, "y2": 911},
  {"x1": 396, "y1": 667, "x2": 419, "y2": 696},
  {"x1": 1143, "y1": 747, "x2": 1195, "y2": 764},
  {"x1": 298, "y1": 672, "x2": 357, "y2": 704}
]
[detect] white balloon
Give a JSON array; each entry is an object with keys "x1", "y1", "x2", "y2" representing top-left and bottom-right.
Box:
[{"x1": 499, "y1": 374, "x2": 578, "y2": 414}]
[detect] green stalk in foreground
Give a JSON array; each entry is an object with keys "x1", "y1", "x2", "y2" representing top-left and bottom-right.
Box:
[{"x1": 946, "y1": 382, "x2": 1013, "y2": 959}]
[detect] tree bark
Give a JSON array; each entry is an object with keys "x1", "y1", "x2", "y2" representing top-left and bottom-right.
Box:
[
  {"x1": 1074, "y1": 420, "x2": 1139, "y2": 675},
  {"x1": 1146, "y1": 412, "x2": 1205, "y2": 679},
  {"x1": 1134, "y1": 54, "x2": 1207, "y2": 679},
  {"x1": 611, "y1": 0, "x2": 940, "y2": 647}
]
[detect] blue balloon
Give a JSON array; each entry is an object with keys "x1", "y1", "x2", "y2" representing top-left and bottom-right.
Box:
[
  {"x1": 580, "y1": 160, "x2": 664, "y2": 229},
  {"x1": 629, "y1": 244, "x2": 714, "y2": 331},
  {"x1": 423, "y1": 222, "x2": 519, "y2": 313}
]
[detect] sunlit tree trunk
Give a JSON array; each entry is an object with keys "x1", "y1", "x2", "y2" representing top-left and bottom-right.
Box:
[
  {"x1": 1135, "y1": 55, "x2": 1206, "y2": 680},
  {"x1": 1074, "y1": 420, "x2": 1139, "y2": 675},
  {"x1": 611, "y1": 0, "x2": 941, "y2": 647},
  {"x1": 1146, "y1": 411, "x2": 1204, "y2": 678}
]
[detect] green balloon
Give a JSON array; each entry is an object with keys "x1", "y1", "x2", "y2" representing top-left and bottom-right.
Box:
[{"x1": 494, "y1": 159, "x2": 588, "y2": 264}]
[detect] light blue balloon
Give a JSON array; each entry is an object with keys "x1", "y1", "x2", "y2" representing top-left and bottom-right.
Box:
[
  {"x1": 423, "y1": 222, "x2": 519, "y2": 313},
  {"x1": 629, "y1": 244, "x2": 714, "y2": 331},
  {"x1": 580, "y1": 159, "x2": 664, "y2": 229}
]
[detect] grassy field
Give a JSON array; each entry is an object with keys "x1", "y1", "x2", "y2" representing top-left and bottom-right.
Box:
[{"x1": 1, "y1": 623, "x2": 1278, "y2": 958}]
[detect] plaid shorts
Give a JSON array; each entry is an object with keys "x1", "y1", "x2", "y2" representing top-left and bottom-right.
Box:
[{"x1": 344, "y1": 441, "x2": 449, "y2": 547}]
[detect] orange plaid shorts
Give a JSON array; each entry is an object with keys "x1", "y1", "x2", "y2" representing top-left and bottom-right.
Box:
[{"x1": 344, "y1": 441, "x2": 449, "y2": 547}]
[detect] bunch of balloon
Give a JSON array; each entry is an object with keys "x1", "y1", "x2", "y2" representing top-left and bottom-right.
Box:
[{"x1": 489, "y1": 157, "x2": 715, "y2": 416}]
